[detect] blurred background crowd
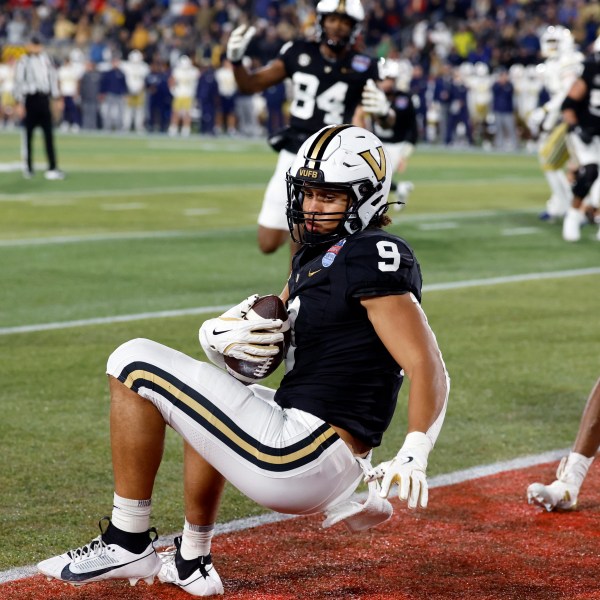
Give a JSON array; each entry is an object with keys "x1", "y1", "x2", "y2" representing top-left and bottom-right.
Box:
[{"x1": 1, "y1": 0, "x2": 600, "y2": 148}]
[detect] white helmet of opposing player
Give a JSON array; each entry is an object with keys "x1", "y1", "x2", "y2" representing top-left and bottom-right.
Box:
[
  {"x1": 316, "y1": 0, "x2": 364, "y2": 53},
  {"x1": 286, "y1": 124, "x2": 391, "y2": 245},
  {"x1": 177, "y1": 54, "x2": 192, "y2": 68},
  {"x1": 540, "y1": 25, "x2": 574, "y2": 58},
  {"x1": 128, "y1": 49, "x2": 143, "y2": 63}
]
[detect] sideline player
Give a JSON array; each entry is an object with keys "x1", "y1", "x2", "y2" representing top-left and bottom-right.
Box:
[
  {"x1": 560, "y1": 37, "x2": 600, "y2": 242},
  {"x1": 528, "y1": 377, "x2": 600, "y2": 511},
  {"x1": 168, "y1": 55, "x2": 200, "y2": 137},
  {"x1": 36, "y1": 125, "x2": 449, "y2": 596},
  {"x1": 225, "y1": 0, "x2": 380, "y2": 257},
  {"x1": 527, "y1": 25, "x2": 583, "y2": 221},
  {"x1": 121, "y1": 50, "x2": 150, "y2": 133}
]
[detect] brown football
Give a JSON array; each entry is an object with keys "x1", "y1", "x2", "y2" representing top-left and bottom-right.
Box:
[{"x1": 224, "y1": 295, "x2": 291, "y2": 384}]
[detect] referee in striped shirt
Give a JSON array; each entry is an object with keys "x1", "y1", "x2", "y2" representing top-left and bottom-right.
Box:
[{"x1": 14, "y1": 35, "x2": 65, "y2": 180}]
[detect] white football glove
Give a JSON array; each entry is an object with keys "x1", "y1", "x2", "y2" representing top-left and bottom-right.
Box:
[
  {"x1": 361, "y1": 79, "x2": 391, "y2": 117},
  {"x1": 226, "y1": 25, "x2": 256, "y2": 64},
  {"x1": 364, "y1": 432, "x2": 432, "y2": 509},
  {"x1": 199, "y1": 295, "x2": 284, "y2": 368}
]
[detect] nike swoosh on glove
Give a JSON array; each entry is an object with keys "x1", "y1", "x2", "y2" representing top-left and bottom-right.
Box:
[
  {"x1": 364, "y1": 431, "x2": 432, "y2": 509},
  {"x1": 200, "y1": 315, "x2": 284, "y2": 365},
  {"x1": 226, "y1": 25, "x2": 256, "y2": 64}
]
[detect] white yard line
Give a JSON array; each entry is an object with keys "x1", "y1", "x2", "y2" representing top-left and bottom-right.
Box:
[
  {"x1": 0, "y1": 447, "x2": 569, "y2": 584},
  {"x1": 0, "y1": 208, "x2": 540, "y2": 248},
  {"x1": 2, "y1": 267, "x2": 599, "y2": 336},
  {"x1": 0, "y1": 183, "x2": 266, "y2": 202}
]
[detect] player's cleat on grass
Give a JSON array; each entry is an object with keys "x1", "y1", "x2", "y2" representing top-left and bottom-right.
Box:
[
  {"x1": 527, "y1": 479, "x2": 579, "y2": 511},
  {"x1": 37, "y1": 517, "x2": 161, "y2": 586},
  {"x1": 158, "y1": 536, "x2": 224, "y2": 596},
  {"x1": 44, "y1": 169, "x2": 65, "y2": 180},
  {"x1": 562, "y1": 207, "x2": 585, "y2": 242},
  {"x1": 394, "y1": 181, "x2": 414, "y2": 212}
]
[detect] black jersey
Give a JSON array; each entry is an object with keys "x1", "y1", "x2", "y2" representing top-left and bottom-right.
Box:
[
  {"x1": 372, "y1": 90, "x2": 418, "y2": 145},
  {"x1": 274, "y1": 228, "x2": 422, "y2": 448},
  {"x1": 579, "y1": 57, "x2": 600, "y2": 132},
  {"x1": 272, "y1": 39, "x2": 379, "y2": 153}
]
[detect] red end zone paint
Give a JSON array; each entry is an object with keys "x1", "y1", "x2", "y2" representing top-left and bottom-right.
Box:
[{"x1": 2, "y1": 463, "x2": 599, "y2": 600}]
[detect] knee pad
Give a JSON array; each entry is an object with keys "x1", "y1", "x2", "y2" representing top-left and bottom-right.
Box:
[{"x1": 572, "y1": 164, "x2": 599, "y2": 199}]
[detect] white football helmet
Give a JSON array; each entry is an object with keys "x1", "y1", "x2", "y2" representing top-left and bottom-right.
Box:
[
  {"x1": 128, "y1": 49, "x2": 143, "y2": 63},
  {"x1": 286, "y1": 125, "x2": 391, "y2": 245},
  {"x1": 316, "y1": 0, "x2": 364, "y2": 53},
  {"x1": 177, "y1": 54, "x2": 192, "y2": 68},
  {"x1": 540, "y1": 25, "x2": 573, "y2": 58}
]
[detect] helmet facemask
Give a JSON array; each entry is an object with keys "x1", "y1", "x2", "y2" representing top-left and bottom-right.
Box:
[
  {"x1": 315, "y1": 0, "x2": 365, "y2": 54},
  {"x1": 286, "y1": 125, "x2": 391, "y2": 247}
]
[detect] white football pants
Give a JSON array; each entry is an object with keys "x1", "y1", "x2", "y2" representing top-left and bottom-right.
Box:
[{"x1": 107, "y1": 338, "x2": 363, "y2": 515}]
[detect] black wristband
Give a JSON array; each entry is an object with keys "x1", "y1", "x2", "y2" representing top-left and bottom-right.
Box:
[{"x1": 561, "y1": 96, "x2": 579, "y2": 111}]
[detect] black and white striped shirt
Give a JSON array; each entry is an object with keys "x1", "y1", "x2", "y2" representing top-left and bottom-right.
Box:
[{"x1": 13, "y1": 52, "x2": 60, "y2": 102}]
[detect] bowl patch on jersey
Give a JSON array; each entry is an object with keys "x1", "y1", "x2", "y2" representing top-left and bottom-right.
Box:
[
  {"x1": 351, "y1": 55, "x2": 371, "y2": 73},
  {"x1": 322, "y1": 238, "x2": 346, "y2": 267}
]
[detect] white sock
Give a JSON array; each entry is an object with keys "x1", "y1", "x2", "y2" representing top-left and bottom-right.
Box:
[
  {"x1": 111, "y1": 493, "x2": 152, "y2": 533},
  {"x1": 180, "y1": 520, "x2": 215, "y2": 560}
]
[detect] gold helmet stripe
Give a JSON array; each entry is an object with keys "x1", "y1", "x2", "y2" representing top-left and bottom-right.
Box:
[{"x1": 305, "y1": 124, "x2": 353, "y2": 169}]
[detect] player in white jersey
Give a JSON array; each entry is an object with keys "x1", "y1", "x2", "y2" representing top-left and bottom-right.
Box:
[
  {"x1": 527, "y1": 26, "x2": 584, "y2": 220},
  {"x1": 0, "y1": 55, "x2": 17, "y2": 129},
  {"x1": 465, "y1": 62, "x2": 493, "y2": 148},
  {"x1": 168, "y1": 55, "x2": 200, "y2": 137},
  {"x1": 512, "y1": 64, "x2": 544, "y2": 149},
  {"x1": 58, "y1": 54, "x2": 85, "y2": 131},
  {"x1": 121, "y1": 50, "x2": 150, "y2": 133}
]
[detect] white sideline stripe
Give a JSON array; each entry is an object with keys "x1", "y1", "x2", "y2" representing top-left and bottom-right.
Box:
[
  {"x1": 0, "y1": 208, "x2": 543, "y2": 248},
  {"x1": 0, "y1": 448, "x2": 569, "y2": 585},
  {"x1": 0, "y1": 228, "x2": 254, "y2": 247},
  {"x1": 2, "y1": 267, "x2": 599, "y2": 336},
  {"x1": 0, "y1": 183, "x2": 266, "y2": 202}
]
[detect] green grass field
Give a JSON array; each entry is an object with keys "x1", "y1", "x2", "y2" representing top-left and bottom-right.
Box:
[{"x1": 0, "y1": 131, "x2": 598, "y2": 570}]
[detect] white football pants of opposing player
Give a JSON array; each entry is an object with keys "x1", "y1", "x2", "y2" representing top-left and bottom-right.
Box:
[
  {"x1": 258, "y1": 149, "x2": 296, "y2": 232},
  {"x1": 107, "y1": 338, "x2": 363, "y2": 515}
]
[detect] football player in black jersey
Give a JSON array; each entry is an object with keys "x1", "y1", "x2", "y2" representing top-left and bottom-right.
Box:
[
  {"x1": 561, "y1": 38, "x2": 600, "y2": 242},
  {"x1": 226, "y1": 0, "x2": 380, "y2": 258},
  {"x1": 358, "y1": 58, "x2": 418, "y2": 212},
  {"x1": 37, "y1": 125, "x2": 449, "y2": 597}
]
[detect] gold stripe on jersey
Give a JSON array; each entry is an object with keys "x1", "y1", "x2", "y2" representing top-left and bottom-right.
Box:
[
  {"x1": 121, "y1": 367, "x2": 338, "y2": 469},
  {"x1": 540, "y1": 122, "x2": 569, "y2": 170},
  {"x1": 305, "y1": 124, "x2": 353, "y2": 169}
]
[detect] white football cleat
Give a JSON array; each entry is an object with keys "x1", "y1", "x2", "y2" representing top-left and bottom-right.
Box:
[
  {"x1": 394, "y1": 181, "x2": 414, "y2": 212},
  {"x1": 562, "y1": 207, "x2": 585, "y2": 242},
  {"x1": 44, "y1": 169, "x2": 66, "y2": 181},
  {"x1": 158, "y1": 536, "x2": 224, "y2": 596},
  {"x1": 527, "y1": 480, "x2": 579, "y2": 512},
  {"x1": 37, "y1": 517, "x2": 162, "y2": 586}
]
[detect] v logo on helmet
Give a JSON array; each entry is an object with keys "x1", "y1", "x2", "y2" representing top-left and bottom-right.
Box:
[{"x1": 358, "y1": 146, "x2": 386, "y2": 182}]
